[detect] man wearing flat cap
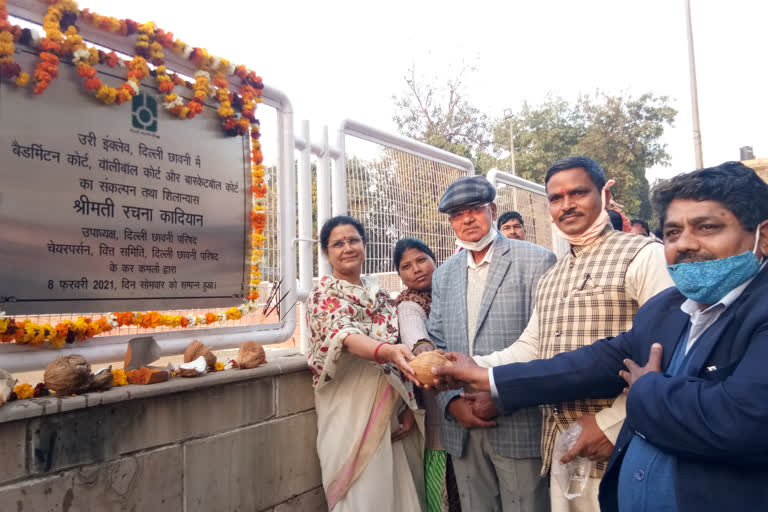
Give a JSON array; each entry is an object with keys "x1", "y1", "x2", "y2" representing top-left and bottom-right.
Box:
[{"x1": 427, "y1": 174, "x2": 557, "y2": 511}]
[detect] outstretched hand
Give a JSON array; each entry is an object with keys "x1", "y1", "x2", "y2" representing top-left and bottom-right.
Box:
[
  {"x1": 619, "y1": 343, "x2": 663, "y2": 391},
  {"x1": 381, "y1": 344, "x2": 421, "y2": 386},
  {"x1": 428, "y1": 352, "x2": 491, "y2": 392}
]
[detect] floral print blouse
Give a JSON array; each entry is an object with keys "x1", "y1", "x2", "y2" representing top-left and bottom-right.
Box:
[{"x1": 307, "y1": 275, "x2": 416, "y2": 406}]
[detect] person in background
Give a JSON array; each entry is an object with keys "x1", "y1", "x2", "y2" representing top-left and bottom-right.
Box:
[
  {"x1": 630, "y1": 219, "x2": 650, "y2": 237},
  {"x1": 428, "y1": 175, "x2": 557, "y2": 511},
  {"x1": 432, "y1": 161, "x2": 768, "y2": 512},
  {"x1": 394, "y1": 238, "x2": 461, "y2": 512},
  {"x1": 307, "y1": 215, "x2": 425, "y2": 511},
  {"x1": 498, "y1": 211, "x2": 527, "y2": 240},
  {"x1": 608, "y1": 209, "x2": 625, "y2": 231},
  {"x1": 457, "y1": 156, "x2": 672, "y2": 512}
]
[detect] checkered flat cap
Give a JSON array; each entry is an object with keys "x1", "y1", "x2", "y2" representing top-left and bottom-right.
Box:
[{"x1": 438, "y1": 176, "x2": 496, "y2": 213}]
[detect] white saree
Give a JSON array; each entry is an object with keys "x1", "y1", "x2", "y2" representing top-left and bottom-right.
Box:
[{"x1": 308, "y1": 276, "x2": 425, "y2": 511}]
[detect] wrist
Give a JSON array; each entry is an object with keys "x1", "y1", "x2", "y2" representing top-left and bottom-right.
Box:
[{"x1": 373, "y1": 342, "x2": 389, "y2": 363}]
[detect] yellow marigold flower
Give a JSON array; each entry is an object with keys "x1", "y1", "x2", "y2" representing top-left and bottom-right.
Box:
[
  {"x1": 111, "y1": 369, "x2": 128, "y2": 386},
  {"x1": 215, "y1": 362, "x2": 225, "y2": 371},
  {"x1": 14, "y1": 383, "x2": 34, "y2": 400}
]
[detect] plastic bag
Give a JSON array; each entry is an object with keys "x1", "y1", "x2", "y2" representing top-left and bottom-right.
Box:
[{"x1": 551, "y1": 421, "x2": 593, "y2": 500}]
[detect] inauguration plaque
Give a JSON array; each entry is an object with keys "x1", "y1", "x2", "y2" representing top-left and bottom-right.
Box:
[{"x1": 0, "y1": 49, "x2": 251, "y2": 314}]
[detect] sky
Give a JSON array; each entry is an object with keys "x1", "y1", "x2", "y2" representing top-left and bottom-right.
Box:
[{"x1": 39, "y1": 0, "x2": 768, "y2": 182}]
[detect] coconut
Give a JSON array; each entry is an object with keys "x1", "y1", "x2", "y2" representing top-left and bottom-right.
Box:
[
  {"x1": 237, "y1": 341, "x2": 266, "y2": 369},
  {"x1": 177, "y1": 356, "x2": 208, "y2": 377},
  {"x1": 43, "y1": 355, "x2": 93, "y2": 395},
  {"x1": 90, "y1": 367, "x2": 114, "y2": 391},
  {"x1": 184, "y1": 340, "x2": 216, "y2": 371},
  {"x1": 0, "y1": 369, "x2": 16, "y2": 407},
  {"x1": 410, "y1": 351, "x2": 453, "y2": 386}
]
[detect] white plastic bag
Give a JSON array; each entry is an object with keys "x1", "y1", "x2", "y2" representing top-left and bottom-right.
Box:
[{"x1": 551, "y1": 421, "x2": 593, "y2": 500}]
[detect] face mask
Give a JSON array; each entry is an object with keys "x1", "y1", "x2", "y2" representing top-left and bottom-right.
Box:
[
  {"x1": 552, "y1": 180, "x2": 615, "y2": 247},
  {"x1": 455, "y1": 226, "x2": 497, "y2": 252},
  {"x1": 666, "y1": 223, "x2": 765, "y2": 304}
]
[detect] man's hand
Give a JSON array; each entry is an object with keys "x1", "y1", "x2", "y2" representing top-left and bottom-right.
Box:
[
  {"x1": 429, "y1": 352, "x2": 490, "y2": 392},
  {"x1": 463, "y1": 392, "x2": 498, "y2": 421},
  {"x1": 391, "y1": 407, "x2": 416, "y2": 442},
  {"x1": 448, "y1": 397, "x2": 497, "y2": 429},
  {"x1": 619, "y1": 343, "x2": 663, "y2": 391},
  {"x1": 560, "y1": 414, "x2": 614, "y2": 463},
  {"x1": 413, "y1": 341, "x2": 435, "y2": 356}
]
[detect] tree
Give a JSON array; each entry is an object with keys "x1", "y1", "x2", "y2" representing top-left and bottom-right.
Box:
[
  {"x1": 493, "y1": 92, "x2": 677, "y2": 219},
  {"x1": 393, "y1": 66, "x2": 494, "y2": 174}
]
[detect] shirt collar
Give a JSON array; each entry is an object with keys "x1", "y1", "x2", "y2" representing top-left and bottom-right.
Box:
[
  {"x1": 467, "y1": 239, "x2": 495, "y2": 269},
  {"x1": 680, "y1": 260, "x2": 767, "y2": 316}
]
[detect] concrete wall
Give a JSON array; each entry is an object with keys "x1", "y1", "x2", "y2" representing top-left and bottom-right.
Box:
[{"x1": 0, "y1": 350, "x2": 325, "y2": 512}]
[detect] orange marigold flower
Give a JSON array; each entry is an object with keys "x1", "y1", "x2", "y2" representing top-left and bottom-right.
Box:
[
  {"x1": 180, "y1": 317, "x2": 189, "y2": 328},
  {"x1": 204, "y1": 313, "x2": 218, "y2": 325}
]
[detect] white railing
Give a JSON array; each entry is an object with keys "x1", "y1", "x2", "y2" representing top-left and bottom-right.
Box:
[{"x1": 487, "y1": 169, "x2": 569, "y2": 257}]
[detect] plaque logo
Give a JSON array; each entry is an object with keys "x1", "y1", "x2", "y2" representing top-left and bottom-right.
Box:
[{"x1": 131, "y1": 93, "x2": 158, "y2": 132}]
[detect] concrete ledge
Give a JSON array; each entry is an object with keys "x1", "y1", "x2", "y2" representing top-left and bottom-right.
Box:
[{"x1": 0, "y1": 349, "x2": 308, "y2": 424}]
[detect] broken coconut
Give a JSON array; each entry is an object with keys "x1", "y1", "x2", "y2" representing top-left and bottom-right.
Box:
[
  {"x1": 177, "y1": 356, "x2": 208, "y2": 377},
  {"x1": 184, "y1": 340, "x2": 216, "y2": 371},
  {"x1": 90, "y1": 367, "x2": 114, "y2": 392},
  {"x1": 0, "y1": 369, "x2": 16, "y2": 407},
  {"x1": 44, "y1": 355, "x2": 94, "y2": 395},
  {"x1": 410, "y1": 351, "x2": 453, "y2": 386},
  {"x1": 237, "y1": 341, "x2": 266, "y2": 369}
]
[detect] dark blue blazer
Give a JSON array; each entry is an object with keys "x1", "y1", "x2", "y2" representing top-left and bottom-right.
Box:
[{"x1": 492, "y1": 268, "x2": 768, "y2": 512}]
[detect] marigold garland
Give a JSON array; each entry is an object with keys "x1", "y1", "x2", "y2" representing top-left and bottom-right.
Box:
[{"x1": 0, "y1": 0, "x2": 268, "y2": 347}]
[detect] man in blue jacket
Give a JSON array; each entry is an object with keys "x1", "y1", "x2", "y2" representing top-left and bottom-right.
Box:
[{"x1": 431, "y1": 161, "x2": 768, "y2": 512}]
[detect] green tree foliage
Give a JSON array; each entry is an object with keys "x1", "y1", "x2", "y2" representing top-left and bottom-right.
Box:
[
  {"x1": 392, "y1": 66, "x2": 495, "y2": 174},
  {"x1": 493, "y1": 92, "x2": 677, "y2": 219}
]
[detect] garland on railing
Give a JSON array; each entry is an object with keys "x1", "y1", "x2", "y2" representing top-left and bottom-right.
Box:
[{"x1": 0, "y1": 0, "x2": 268, "y2": 348}]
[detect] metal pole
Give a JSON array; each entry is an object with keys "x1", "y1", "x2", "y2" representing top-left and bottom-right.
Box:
[
  {"x1": 508, "y1": 118, "x2": 516, "y2": 176},
  {"x1": 685, "y1": 0, "x2": 704, "y2": 169},
  {"x1": 317, "y1": 126, "x2": 333, "y2": 277},
  {"x1": 332, "y1": 126, "x2": 348, "y2": 216}
]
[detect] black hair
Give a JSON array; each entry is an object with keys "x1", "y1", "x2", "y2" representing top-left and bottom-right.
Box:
[
  {"x1": 651, "y1": 161, "x2": 768, "y2": 231},
  {"x1": 497, "y1": 211, "x2": 524, "y2": 230},
  {"x1": 393, "y1": 238, "x2": 436, "y2": 271},
  {"x1": 319, "y1": 215, "x2": 367, "y2": 252},
  {"x1": 630, "y1": 219, "x2": 650, "y2": 236},
  {"x1": 545, "y1": 156, "x2": 607, "y2": 191},
  {"x1": 607, "y1": 210, "x2": 623, "y2": 231}
]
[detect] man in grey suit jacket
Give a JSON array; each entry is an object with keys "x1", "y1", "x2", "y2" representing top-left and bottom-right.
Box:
[{"x1": 428, "y1": 175, "x2": 556, "y2": 511}]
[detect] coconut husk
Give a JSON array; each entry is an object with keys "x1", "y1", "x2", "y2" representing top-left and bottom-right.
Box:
[
  {"x1": 90, "y1": 367, "x2": 114, "y2": 391},
  {"x1": 0, "y1": 369, "x2": 16, "y2": 407},
  {"x1": 44, "y1": 355, "x2": 94, "y2": 395},
  {"x1": 237, "y1": 341, "x2": 266, "y2": 369},
  {"x1": 409, "y1": 351, "x2": 453, "y2": 386},
  {"x1": 184, "y1": 340, "x2": 216, "y2": 371}
]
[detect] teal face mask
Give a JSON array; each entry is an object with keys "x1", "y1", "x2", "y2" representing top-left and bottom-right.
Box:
[
  {"x1": 667, "y1": 251, "x2": 761, "y2": 304},
  {"x1": 666, "y1": 226, "x2": 764, "y2": 304}
]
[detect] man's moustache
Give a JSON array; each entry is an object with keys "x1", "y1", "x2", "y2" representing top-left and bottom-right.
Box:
[
  {"x1": 674, "y1": 252, "x2": 714, "y2": 264},
  {"x1": 558, "y1": 211, "x2": 582, "y2": 222}
]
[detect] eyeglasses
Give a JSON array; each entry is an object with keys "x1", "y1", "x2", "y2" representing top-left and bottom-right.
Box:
[
  {"x1": 448, "y1": 203, "x2": 489, "y2": 221},
  {"x1": 329, "y1": 237, "x2": 363, "y2": 250}
]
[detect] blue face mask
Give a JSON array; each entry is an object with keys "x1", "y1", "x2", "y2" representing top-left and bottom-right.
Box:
[{"x1": 667, "y1": 251, "x2": 761, "y2": 304}]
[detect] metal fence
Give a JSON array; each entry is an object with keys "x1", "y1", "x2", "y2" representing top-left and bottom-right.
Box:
[{"x1": 346, "y1": 138, "x2": 471, "y2": 281}]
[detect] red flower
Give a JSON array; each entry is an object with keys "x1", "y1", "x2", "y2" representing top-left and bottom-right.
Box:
[{"x1": 320, "y1": 297, "x2": 341, "y2": 313}]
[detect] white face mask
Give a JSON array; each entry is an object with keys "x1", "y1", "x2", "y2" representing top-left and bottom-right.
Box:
[{"x1": 455, "y1": 227, "x2": 497, "y2": 252}]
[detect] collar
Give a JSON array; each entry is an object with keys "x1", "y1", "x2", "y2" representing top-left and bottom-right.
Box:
[
  {"x1": 467, "y1": 239, "x2": 495, "y2": 269},
  {"x1": 680, "y1": 260, "x2": 767, "y2": 316},
  {"x1": 569, "y1": 224, "x2": 614, "y2": 257}
]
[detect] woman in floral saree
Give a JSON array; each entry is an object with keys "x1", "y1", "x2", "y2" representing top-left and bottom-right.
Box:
[{"x1": 308, "y1": 216, "x2": 426, "y2": 511}]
